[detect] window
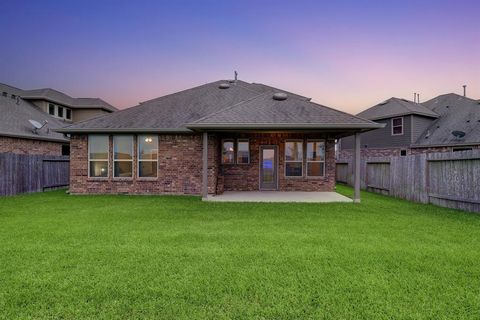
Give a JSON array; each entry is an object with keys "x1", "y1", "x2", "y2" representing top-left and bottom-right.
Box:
[
  {"x1": 66, "y1": 108, "x2": 72, "y2": 120},
  {"x1": 391, "y1": 117, "x2": 403, "y2": 135},
  {"x1": 222, "y1": 140, "x2": 235, "y2": 164},
  {"x1": 400, "y1": 149, "x2": 407, "y2": 156},
  {"x1": 138, "y1": 135, "x2": 158, "y2": 178},
  {"x1": 57, "y1": 106, "x2": 64, "y2": 118},
  {"x1": 307, "y1": 141, "x2": 325, "y2": 176},
  {"x1": 237, "y1": 139, "x2": 250, "y2": 164},
  {"x1": 62, "y1": 144, "x2": 70, "y2": 156},
  {"x1": 48, "y1": 104, "x2": 55, "y2": 115},
  {"x1": 2, "y1": 92, "x2": 7, "y2": 97},
  {"x1": 285, "y1": 141, "x2": 303, "y2": 177},
  {"x1": 113, "y1": 135, "x2": 133, "y2": 178},
  {"x1": 88, "y1": 135, "x2": 109, "y2": 178}
]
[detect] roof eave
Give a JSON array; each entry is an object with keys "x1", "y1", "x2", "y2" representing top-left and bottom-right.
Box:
[
  {"x1": 54, "y1": 127, "x2": 193, "y2": 134},
  {"x1": 411, "y1": 142, "x2": 480, "y2": 148},
  {"x1": 22, "y1": 96, "x2": 116, "y2": 112},
  {"x1": 186, "y1": 123, "x2": 385, "y2": 130},
  {"x1": 366, "y1": 112, "x2": 439, "y2": 121},
  {"x1": 0, "y1": 131, "x2": 69, "y2": 143}
]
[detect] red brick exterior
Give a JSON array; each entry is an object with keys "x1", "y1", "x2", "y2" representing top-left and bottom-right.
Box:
[
  {"x1": 0, "y1": 136, "x2": 64, "y2": 155},
  {"x1": 219, "y1": 133, "x2": 335, "y2": 192},
  {"x1": 69, "y1": 133, "x2": 336, "y2": 195}
]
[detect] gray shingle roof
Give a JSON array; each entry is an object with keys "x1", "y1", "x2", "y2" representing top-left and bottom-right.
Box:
[
  {"x1": 58, "y1": 80, "x2": 381, "y2": 133},
  {"x1": 0, "y1": 95, "x2": 69, "y2": 142},
  {"x1": 357, "y1": 97, "x2": 439, "y2": 120},
  {"x1": 188, "y1": 92, "x2": 380, "y2": 130},
  {"x1": 21, "y1": 88, "x2": 117, "y2": 112},
  {"x1": 413, "y1": 93, "x2": 480, "y2": 147}
]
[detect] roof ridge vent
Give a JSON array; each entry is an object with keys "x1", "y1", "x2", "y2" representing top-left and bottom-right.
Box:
[
  {"x1": 218, "y1": 83, "x2": 230, "y2": 89},
  {"x1": 273, "y1": 92, "x2": 288, "y2": 101}
]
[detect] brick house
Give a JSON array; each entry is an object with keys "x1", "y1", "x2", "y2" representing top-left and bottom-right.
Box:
[
  {"x1": 57, "y1": 80, "x2": 382, "y2": 201},
  {"x1": 0, "y1": 83, "x2": 117, "y2": 156},
  {"x1": 339, "y1": 93, "x2": 480, "y2": 158}
]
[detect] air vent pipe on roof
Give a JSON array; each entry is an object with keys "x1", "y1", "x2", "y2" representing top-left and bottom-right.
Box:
[
  {"x1": 273, "y1": 92, "x2": 288, "y2": 101},
  {"x1": 463, "y1": 85, "x2": 467, "y2": 97},
  {"x1": 218, "y1": 83, "x2": 230, "y2": 89}
]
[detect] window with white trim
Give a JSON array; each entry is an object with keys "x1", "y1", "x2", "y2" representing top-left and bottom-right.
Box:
[
  {"x1": 222, "y1": 140, "x2": 235, "y2": 164},
  {"x1": 113, "y1": 135, "x2": 133, "y2": 178},
  {"x1": 307, "y1": 140, "x2": 325, "y2": 176},
  {"x1": 88, "y1": 135, "x2": 109, "y2": 178},
  {"x1": 391, "y1": 117, "x2": 403, "y2": 135},
  {"x1": 138, "y1": 135, "x2": 158, "y2": 178},
  {"x1": 285, "y1": 141, "x2": 303, "y2": 177},
  {"x1": 237, "y1": 139, "x2": 250, "y2": 164}
]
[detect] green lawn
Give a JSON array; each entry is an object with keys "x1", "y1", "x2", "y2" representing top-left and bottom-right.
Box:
[{"x1": 0, "y1": 186, "x2": 479, "y2": 319}]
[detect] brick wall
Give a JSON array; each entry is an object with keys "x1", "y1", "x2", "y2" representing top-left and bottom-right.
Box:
[
  {"x1": 69, "y1": 133, "x2": 219, "y2": 195},
  {"x1": 70, "y1": 132, "x2": 337, "y2": 195},
  {"x1": 220, "y1": 133, "x2": 336, "y2": 192},
  {"x1": 0, "y1": 136, "x2": 64, "y2": 155}
]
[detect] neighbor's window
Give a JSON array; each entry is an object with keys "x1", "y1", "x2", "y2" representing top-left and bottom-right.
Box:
[
  {"x1": 307, "y1": 141, "x2": 325, "y2": 177},
  {"x1": 222, "y1": 140, "x2": 235, "y2": 164},
  {"x1": 66, "y1": 108, "x2": 72, "y2": 120},
  {"x1": 138, "y1": 135, "x2": 158, "y2": 178},
  {"x1": 57, "y1": 106, "x2": 64, "y2": 118},
  {"x1": 88, "y1": 135, "x2": 109, "y2": 178},
  {"x1": 285, "y1": 141, "x2": 303, "y2": 177},
  {"x1": 237, "y1": 139, "x2": 250, "y2": 164},
  {"x1": 113, "y1": 135, "x2": 133, "y2": 178},
  {"x1": 392, "y1": 117, "x2": 403, "y2": 135},
  {"x1": 62, "y1": 144, "x2": 70, "y2": 156},
  {"x1": 49, "y1": 103, "x2": 55, "y2": 115}
]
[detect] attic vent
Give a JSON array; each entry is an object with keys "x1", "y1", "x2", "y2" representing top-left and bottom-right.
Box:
[
  {"x1": 228, "y1": 79, "x2": 235, "y2": 83},
  {"x1": 273, "y1": 92, "x2": 288, "y2": 101},
  {"x1": 218, "y1": 83, "x2": 230, "y2": 89},
  {"x1": 451, "y1": 130, "x2": 466, "y2": 139}
]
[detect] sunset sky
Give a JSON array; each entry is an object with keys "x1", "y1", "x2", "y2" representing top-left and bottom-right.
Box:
[{"x1": 1, "y1": 0, "x2": 479, "y2": 114}]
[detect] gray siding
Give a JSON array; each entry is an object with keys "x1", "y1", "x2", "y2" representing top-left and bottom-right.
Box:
[
  {"x1": 341, "y1": 116, "x2": 412, "y2": 149},
  {"x1": 411, "y1": 115, "x2": 435, "y2": 144}
]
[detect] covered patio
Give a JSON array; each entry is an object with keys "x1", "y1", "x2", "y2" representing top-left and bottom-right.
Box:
[{"x1": 205, "y1": 191, "x2": 352, "y2": 203}]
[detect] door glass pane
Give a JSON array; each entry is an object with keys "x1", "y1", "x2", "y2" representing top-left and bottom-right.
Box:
[
  {"x1": 262, "y1": 149, "x2": 274, "y2": 183},
  {"x1": 222, "y1": 140, "x2": 234, "y2": 164}
]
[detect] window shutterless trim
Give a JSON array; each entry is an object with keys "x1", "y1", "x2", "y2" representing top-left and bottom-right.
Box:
[
  {"x1": 137, "y1": 134, "x2": 159, "y2": 179},
  {"x1": 391, "y1": 117, "x2": 404, "y2": 136},
  {"x1": 221, "y1": 139, "x2": 235, "y2": 164},
  {"x1": 88, "y1": 134, "x2": 109, "y2": 179},
  {"x1": 236, "y1": 138, "x2": 250, "y2": 164},
  {"x1": 113, "y1": 135, "x2": 134, "y2": 179},
  {"x1": 284, "y1": 139, "x2": 304, "y2": 178},
  {"x1": 306, "y1": 139, "x2": 325, "y2": 177}
]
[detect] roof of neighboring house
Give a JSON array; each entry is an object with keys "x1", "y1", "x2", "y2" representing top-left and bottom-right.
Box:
[
  {"x1": 57, "y1": 80, "x2": 382, "y2": 133},
  {"x1": 412, "y1": 93, "x2": 480, "y2": 147},
  {"x1": 357, "y1": 97, "x2": 439, "y2": 120},
  {"x1": 0, "y1": 94, "x2": 69, "y2": 143},
  {"x1": 0, "y1": 83, "x2": 117, "y2": 112}
]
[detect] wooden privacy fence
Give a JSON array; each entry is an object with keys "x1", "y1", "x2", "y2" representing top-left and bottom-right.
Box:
[
  {"x1": 0, "y1": 153, "x2": 69, "y2": 196},
  {"x1": 336, "y1": 150, "x2": 480, "y2": 213}
]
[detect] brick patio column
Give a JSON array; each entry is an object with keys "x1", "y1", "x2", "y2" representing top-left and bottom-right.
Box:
[
  {"x1": 353, "y1": 132, "x2": 361, "y2": 203},
  {"x1": 202, "y1": 132, "x2": 208, "y2": 199}
]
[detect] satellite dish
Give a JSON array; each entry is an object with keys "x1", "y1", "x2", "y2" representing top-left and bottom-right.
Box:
[
  {"x1": 451, "y1": 130, "x2": 466, "y2": 139},
  {"x1": 28, "y1": 119, "x2": 47, "y2": 134},
  {"x1": 29, "y1": 119, "x2": 43, "y2": 129}
]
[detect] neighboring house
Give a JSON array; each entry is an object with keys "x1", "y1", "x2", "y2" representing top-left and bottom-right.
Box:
[
  {"x1": 0, "y1": 83, "x2": 117, "y2": 156},
  {"x1": 339, "y1": 93, "x2": 480, "y2": 157},
  {"x1": 57, "y1": 80, "x2": 382, "y2": 199}
]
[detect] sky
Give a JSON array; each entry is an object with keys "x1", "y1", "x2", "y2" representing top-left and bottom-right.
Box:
[{"x1": 1, "y1": 0, "x2": 479, "y2": 114}]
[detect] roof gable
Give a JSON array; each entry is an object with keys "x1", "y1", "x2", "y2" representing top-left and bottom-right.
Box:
[{"x1": 357, "y1": 97, "x2": 439, "y2": 120}]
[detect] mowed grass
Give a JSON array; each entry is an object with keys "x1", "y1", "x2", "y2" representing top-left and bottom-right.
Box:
[{"x1": 0, "y1": 186, "x2": 479, "y2": 319}]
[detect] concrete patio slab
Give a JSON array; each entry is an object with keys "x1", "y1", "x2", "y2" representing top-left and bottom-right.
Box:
[{"x1": 205, "y1": 191, "x2": 353, "y2": 203}]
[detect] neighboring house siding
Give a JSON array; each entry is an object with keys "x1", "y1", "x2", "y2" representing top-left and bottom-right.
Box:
[
  {"x1": 411, "y1": 115, "x2": 435, "y2": 144},
  {"x1": 341, "y1": 116, "x2": 412, "y2": 150},
  {"x1": 72, "y1": 109, "x2": 110, "y2": 122},
  {"x1": 0, "y1": 136, "x2": 64, "y2": 155},
  {"x1": 220, "y1": 133, "x2": 335, "y2": 192},
  {"x1": 69, "y1": 133, "x2": 336, "y2": 195}
]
